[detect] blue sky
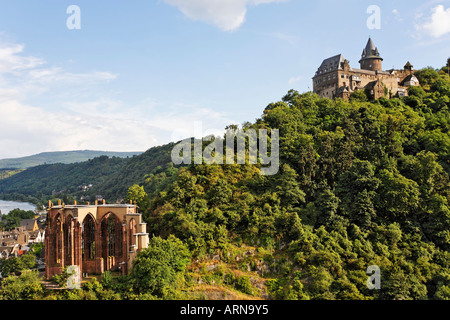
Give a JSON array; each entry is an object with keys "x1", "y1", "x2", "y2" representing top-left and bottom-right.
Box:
[{"x1": 0, "y1": 0, "x2": 449, "y2": 158}]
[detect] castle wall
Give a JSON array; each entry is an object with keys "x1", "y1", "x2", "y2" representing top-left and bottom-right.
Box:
[
  {"x1": 313, "y1": 66, "x2": 416, "y2": 100},
  {"x1": 313, "y1": 72, "x2": 337, "y2": 98}
]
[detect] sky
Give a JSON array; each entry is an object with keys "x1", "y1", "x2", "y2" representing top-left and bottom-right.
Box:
[{"x1": 0, "y1": 0, "x2": 449, "y2": 159}]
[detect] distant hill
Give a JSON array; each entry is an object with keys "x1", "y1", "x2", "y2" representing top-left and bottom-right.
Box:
[
  {"x1": 0, "y1": 143, "x2": 177, "y2": 203},
  {"x1": 0, "y1": 156, "x2": 128, "y2": 199},
  {"x1": 0, "y1": 150, "x2": 143, "y2": 170}
]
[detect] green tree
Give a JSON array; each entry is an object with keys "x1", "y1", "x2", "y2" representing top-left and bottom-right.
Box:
[
  {"x1": 336, "y1": 160, "x2": 380, "y2": 228},
  {"x1": 2, "y1": 209, "x2": 35, "y2": 230},
  {"x1": 350, "y1": 90, "x2": 368, "y2": 102},
  {"x1": 435, "y1": 284, "x2": 450, "y2": 300},
  {"x1": 408, "y1": 85, "x2": 426, "y2": 98},
  {"x1": 380, "y1": 266, "x2": 428, "y2": 300},
  {"x1": 314, "y1": 187, "x2": 341, "y2": 229},
  {"x1": 125, "y1": 184, "x2": 148, "y2": 209},
  {"x1": 0, "y1": 271, "x2": 43, "y2": 300},
  {"x1": 130, "y1": 235, "x2": 190, "y2": 297},
  {"x1": 0, "y1": 257, "x2": 20, "y2": 277},
  {"x1": 275, "y1": 163, "x2": 305, "y2": 209},
  {"x1": 19, "y1": 253, "x2": 37, "y2": 271},
  {"x1": 207, "y1": 178, "x2": 233, "y2": 206},
  {"x1": 414, "y1": 67, "x2": 440, "y2": 89},
  {"x1": 0, "y1": 253, "x2": 36, "y2": 277},
  {"x1": 375, "y1": 169, "x2": 420, "y2": 221}
]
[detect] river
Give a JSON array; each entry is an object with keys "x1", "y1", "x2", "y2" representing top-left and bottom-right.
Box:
[{"x1": 0, "y1": 200, "x2": 36, "y2": 215}]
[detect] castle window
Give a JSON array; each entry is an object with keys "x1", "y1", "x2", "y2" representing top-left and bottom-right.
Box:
[{"x1": 341, "y1": 74, "x2": 344, "y2": 78}]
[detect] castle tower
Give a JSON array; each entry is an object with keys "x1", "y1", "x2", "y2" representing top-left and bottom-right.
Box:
[
  {"x1": 404, "y1": 61, "x2": 413, "y2": 75},
  {"x1": 359, "y1": 37, "x2": 383, "y2": 72}
]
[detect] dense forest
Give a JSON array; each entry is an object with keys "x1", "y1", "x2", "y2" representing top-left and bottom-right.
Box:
[
  {"x1": 0, "y1": 66, "x2": 449, "y2": 300},
  {"x1": 131, "y1": 66, "x2": 450, "y2": 300}
]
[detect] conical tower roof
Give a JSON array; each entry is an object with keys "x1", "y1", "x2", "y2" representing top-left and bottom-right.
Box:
[
  {"x1": 365, "y1": 37, "x2": 376, "y2": 52},
  {"x1": 360, "y1": 37, "x2": 383, "y2": 62}
]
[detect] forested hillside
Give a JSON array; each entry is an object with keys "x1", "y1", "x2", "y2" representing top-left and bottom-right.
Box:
[
  {"x1": 0, "y1": 156, "x2": 128, "y2": 204},
  {"x1": 128, "y1": 66, "x2": 449, "y2": 300},
  {"x1": 92, "y1": 143, "x2": 177, "y2": 200},
  {"x1": 0, "y1": 143, "x2": 177, "y2": 205}
]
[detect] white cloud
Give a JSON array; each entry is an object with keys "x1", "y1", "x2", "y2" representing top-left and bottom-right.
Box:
[
  {"x1": 0, "y1": 99, "x2": 157, "y2": 157},
  {"x1": 271, "y1": 32, "x2": 299, "y2": 45},
  {"x1": 416, "y1": 5, "x2": 450, "y2": 38},
  {"x1": 0, "y1": 40, "x2": 127, "y2": 158},
  {"x1": 288, "y1": 76, "x2": 302, "y2": 85},
  {"x1": 0, "y1": 38, "x2": 235, "y2": 159},
  {"x1": 0, "y1": 43, "x2": 44, "y2": 73},
  {"x1": 0, "y1": 40, "x2": 117, "y2": 101},
  {"x1": 164, "y1": 0, "x2": 287, "y2": 31},
  {"x1": 392, "y1": 9, "x2": 404, "y2": 22},
  {"x1": 0, "y1": 96, "x2": 234, "y2": 158},
  {"x1": 27, "y1": 67, "x2": 117, "y2": 84}
]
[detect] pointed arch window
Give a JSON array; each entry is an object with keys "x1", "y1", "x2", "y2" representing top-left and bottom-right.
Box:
[
  {"x1": 82, "y1": 215, "x2": 96, "y2": 260},
  {"x1": 107, "y1": 215, "x2": 116, "y2": 256},
  {"x1": 101, "y1": 213, "x2": 123, "y2": 259}
]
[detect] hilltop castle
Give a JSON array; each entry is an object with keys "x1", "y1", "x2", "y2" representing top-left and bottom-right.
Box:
[{"x1": 312, "y1": 38, "x2": 420, "y2": 100}]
